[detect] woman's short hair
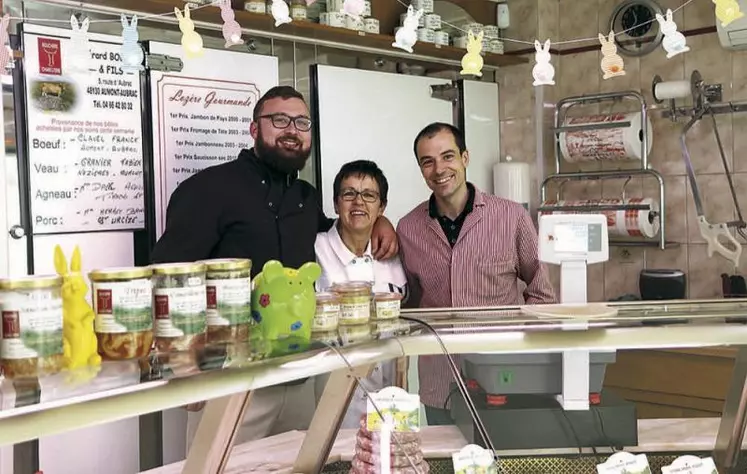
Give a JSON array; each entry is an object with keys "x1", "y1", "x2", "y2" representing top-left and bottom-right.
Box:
[{"x1": 332, "y1": 160, "x2": 389, "y2": 205}]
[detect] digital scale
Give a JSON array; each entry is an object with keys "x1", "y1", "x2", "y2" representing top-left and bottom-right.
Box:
[{"x1": 451, "y1": 214, "x2": 638, "y2": 450}]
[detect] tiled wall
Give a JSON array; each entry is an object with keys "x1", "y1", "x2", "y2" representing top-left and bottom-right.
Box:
[{"x1": 497, "y1": 0, "x2": 747, "y2": 301}]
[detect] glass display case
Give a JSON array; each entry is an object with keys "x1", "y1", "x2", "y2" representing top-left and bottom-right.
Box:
[{"x1": 1, "y1": 299, "x2": 747, "y2": 473}]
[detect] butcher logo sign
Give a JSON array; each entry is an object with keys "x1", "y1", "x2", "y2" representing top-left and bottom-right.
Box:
[{"x1": 38, "y1": 37, "x2": 62, "y2": 75}]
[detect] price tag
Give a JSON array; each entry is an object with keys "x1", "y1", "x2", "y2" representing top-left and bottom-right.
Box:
[
  {"x1": 596, "y1": 452, "x2": 651, "y2": 474},
  {"x1": 662, "y1": 455, "x2": 718, "y2": 474}
]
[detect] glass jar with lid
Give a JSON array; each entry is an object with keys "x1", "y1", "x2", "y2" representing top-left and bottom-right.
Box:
[
  {"x1": 313, "y1": 292, "x2": 341, "y2": 331},
  {"x1": 151, "y1": 262, "x2": 207, "y2": 352},
  {"x1": 331, "y1": 281, "x2": 372, "y2": 325},
  {"x1": 89, "y1": 266, "x2": 153, "y2": 360},
  {"x1": 372, "y1": 292, "x2": 403, "y2": 320},
  {"x1": 200, "y1": 258, "x2": 252, "y2": 344},
  {"x1": 0, "y1": 275, "x2": 65, "y2": 378}
]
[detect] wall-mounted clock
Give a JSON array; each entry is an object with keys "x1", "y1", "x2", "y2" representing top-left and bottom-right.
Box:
[{"x1": 608, "y1": 0, "x2": 664, "y2": 57}]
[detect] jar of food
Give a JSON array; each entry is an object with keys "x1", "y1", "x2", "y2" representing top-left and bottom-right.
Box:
[
  {"x1": 290, "y1": 0, "x2": 307, "y2": 21},
  {"x1": 0, "y1": 275, "x2": 65, "y2": 378},
  {"x1": 244, "y1": 0, "x2": 266, "y2": 14},
  {"x1": 201, "y1": 258, "x2": 252, "y2": 344},
  {"x1": 331, "y1": 281, "x2": 372, "y2": 325},
  {"x1": 89, "y1": 266, "x2": 153, "y2": 360},
  {"x1": 151, "y1": 263, "x2": 207, "y2": 352},
  {"x1": 313, "y1": 292, "x2": 340, "y2": 331},
  {"x1": 372, "y1": 292, "x2": 403, "y2": 320}
]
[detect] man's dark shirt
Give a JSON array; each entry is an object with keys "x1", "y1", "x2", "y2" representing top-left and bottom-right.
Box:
[
  {"x1": 428, "y1": 183, "x2": 476, "y2": 247},
  {"x1": 151, "y1": 148, "x2": 334, "y2": 277}
]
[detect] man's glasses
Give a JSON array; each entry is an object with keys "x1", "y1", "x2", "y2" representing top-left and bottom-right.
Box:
[
  {"x1": 259, "y1": 113, "x2": 312, "y2": 132},
  {"x1": 339, "y1": 189, "x2": 380, "y2": 203}
]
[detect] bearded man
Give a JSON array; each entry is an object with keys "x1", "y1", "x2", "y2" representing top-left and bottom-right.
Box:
[
  {"x1": 151, "y1": 86, "x2": 398, "y2": 444},
  {"x1": 152, "y1": 85, "x2": 397, "y2": 272}
]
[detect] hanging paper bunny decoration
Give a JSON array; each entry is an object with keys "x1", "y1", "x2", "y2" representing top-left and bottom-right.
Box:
[
  {"x1": 342, "y1": 0, "x2": 365, "y2": 18},
  {"x1": 656, "y1": 9, "x2": 689, "y2": 58},
  {"x1": 175, "y1": 4, "x2": 204, "y2": 58},
  {"x1": 0, "y1": 14, "x2": 12, "y2": 75},
  {"x1": 598, "y1": 31, "x2": 625, "y2": 79},
  {"x1": 392, "y1": 5, "x2": 423, "y2": 53},
  {"x1": 69, "y1": 15, "x2": 91, "y2": 74},
  {"x1": 218, "y1": 0, "x2": 244, "y2": 48},
  {"x1": 271, "y1": 0, "x2": 293, "y2": 27},
  {"x1": 120, "y1": 14, "x2": 144, "y2": 73},
  {"x1": 460, "y1": 31, "x2": 484, "y2": 77},
  {"x1": 713, "y1": 0, "x2": 744, "y2": 27},
  {"x1": 532, "y1": 39, "x2": 555, "y2": 86}
]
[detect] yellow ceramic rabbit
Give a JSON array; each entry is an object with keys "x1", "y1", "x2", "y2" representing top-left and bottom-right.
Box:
[
  {"x1": 460, "y1": 31, "x2": 484, "y2": 77},
  {"x1": 54, "y1": 245, "x2": 101, "y2": 378}
]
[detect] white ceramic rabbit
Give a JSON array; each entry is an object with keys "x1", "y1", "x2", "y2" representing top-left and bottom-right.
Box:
[
  {"x1": 175, "y1": 5, "x2": 203, "y2": 58},
  {"x1": 532, "y1": 39, "x2": 554, "y2": 86},
  {"x1": 120, "y1": 14, "x2": 144, "y2": 73},
  {"x1": 713, "y1": 0, "x2": 744, "y2": 27},
  {"x1": 392, "y1": 5, "x2": 423, "y2": 53},
  {"x1": 598, "y1": 31, "x2": 625, "y2": 79},
  {"x1": 656, "y1": 9, "x2": 689, "y2": 58},
  {"x1": 271, "y1": 0, "x2": 293, "y2": 27},
  {"x1": 0, "y1": 14, "x2": 11, "y2": 74},
  {"x1": 219, "y1": 0, "x2": 244, "y2": 47},
  {"x1": 460, "y1": 31, "x2": 484, "y2": 77},
  {"x1": 342, "y1": 0, "x2": 365, "y2": 18},
  {"x1": 69, "y1": 15, "x2": 91, "y2": 73}
]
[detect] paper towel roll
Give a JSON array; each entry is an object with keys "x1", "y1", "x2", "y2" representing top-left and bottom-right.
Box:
[
  {"x1": 558, "y1": 112, "x2": 653, "y2": 163},
  {"x1": 540, "y1": 198, "x2": 660, "y2": 238},
  {"x1": 493, "y1": 158, "x2": 531, "y2": 209},
  {"x1": 653, "y1": 80, "x2": 691, "y2": 101}
]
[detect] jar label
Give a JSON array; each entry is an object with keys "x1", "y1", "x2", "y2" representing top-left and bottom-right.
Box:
[
  {"x1": 340, "y1": 301, "x2": 370, "y2": 323},
  {"x1": 291, "y1": 6, "x2": 307, "y2": 20},
  {"x1": 93, "y1": 279, "x2": 152, "y2": 334},
  {"x1": 1, "y1": 291, "x2": 63, "y2": 360},
  {"x1": 375, "y1": 300, "x2": 400, "y2": 320},
  {"x1": 154, "y1": 286, "x2": 206, "y2": 337},
  {"x1": 313, "y1": 303, "x2": 340, "y2": 331},
  {"x1": 206, "y1": 277, "x2": 251, "y2": 326}
]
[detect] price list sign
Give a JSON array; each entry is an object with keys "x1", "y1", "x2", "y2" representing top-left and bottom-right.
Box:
[{"x1": 23, "y1": 32, "x2": 145, "y2": 234}]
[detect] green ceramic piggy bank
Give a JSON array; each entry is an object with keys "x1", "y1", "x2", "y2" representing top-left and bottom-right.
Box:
[{"x1": 251, "y1": 260, "x2": 322, "y2": 341}]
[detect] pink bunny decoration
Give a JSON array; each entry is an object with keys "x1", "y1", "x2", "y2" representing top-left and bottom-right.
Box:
[
  {"x1": 218, "y1": 0, "x2": 244, "y2": 48},
  {"x1": 342, "y1": 0, "x2": 365, "y2": 18},
  {"x1": 0, "y1": 14, "x2": 11, "y2": 75}
]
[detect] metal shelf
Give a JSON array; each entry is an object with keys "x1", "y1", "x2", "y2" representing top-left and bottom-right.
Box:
[{"x1": 541, "y1": 91, "x2": 667, "y2": 250}]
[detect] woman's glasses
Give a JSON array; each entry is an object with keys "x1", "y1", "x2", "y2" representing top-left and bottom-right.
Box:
[{"x1": 339, "y1": 189, "x2": 379, "y2": 203}]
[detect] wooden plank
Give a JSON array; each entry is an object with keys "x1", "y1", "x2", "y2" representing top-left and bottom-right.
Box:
[{"x1": 83, "y1": 0, "x2": 526, "y2": 68}]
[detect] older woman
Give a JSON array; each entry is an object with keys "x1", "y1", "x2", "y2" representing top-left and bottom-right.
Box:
[{"x1": 315, "y1": 159, "x2": 407, "y2": 428}]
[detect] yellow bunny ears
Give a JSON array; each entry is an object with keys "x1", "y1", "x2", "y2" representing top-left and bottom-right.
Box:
[{"x1": 53, "y1": 245, "x2": 83, "y2": 275}]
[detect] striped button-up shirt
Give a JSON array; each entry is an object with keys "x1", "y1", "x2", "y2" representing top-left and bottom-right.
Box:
[{"x1": 397, "y1": 184, "x2": 557, "y2": 408}]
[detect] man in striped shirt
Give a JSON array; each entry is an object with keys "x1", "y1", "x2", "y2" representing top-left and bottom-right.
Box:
[{"x1": 397, "y1": 122, "x2": 557, "y2": 425}]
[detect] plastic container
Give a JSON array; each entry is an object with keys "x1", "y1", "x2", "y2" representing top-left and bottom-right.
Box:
[
  {"x1": 313, "y1": 292, "x2": 340, "y2": 331},
  {"x1": 331, "y1": 281, "x2": 372, "y2": 325},
  {"x1": 151, "y1": 262, "x2": 207, "y2": 352},
  {"x1": 0, "y1": 275, "x2": 65, "y2": 378},
  {"x1": 201, "y1": 258, "x2": 252, "y2": 344},
  {"x1": 89, "y1": 266, "x2": 153, "y2": 360},
  {"x1": 372, "y1": 292, "x2": 402, "y2": 320}
]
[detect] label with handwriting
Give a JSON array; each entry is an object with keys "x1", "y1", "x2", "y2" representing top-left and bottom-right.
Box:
[{"x1": 23, "y1": 29, "x2": 145, "y2": 234}]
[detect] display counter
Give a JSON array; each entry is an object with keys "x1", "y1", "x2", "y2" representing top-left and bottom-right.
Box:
[
  {"x1": 145, "y1": 419, "x2": 747, "y2": 474},
  {"x1": 0, "y1": 299, "x2": 746, "y2": 473}
]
